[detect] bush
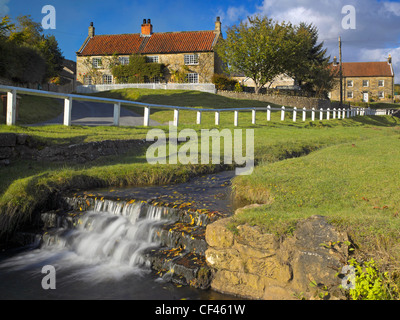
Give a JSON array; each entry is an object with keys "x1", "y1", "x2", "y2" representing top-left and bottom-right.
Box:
[
  {"x1": 212, "y1": 73, "x2": 238, "y2": 91},
  {"x1": 0, "y1": 40, "x2": 46, "y2": 84},
  {"x1": 112, "y1": 54, "x2": 166, "y2": 84}
]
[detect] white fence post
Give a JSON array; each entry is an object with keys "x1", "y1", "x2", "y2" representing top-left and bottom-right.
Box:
[
  {"x1": 6, "y1": 89, "x2": 17, "y2": 126},
  {"x1": 281, "y1": 106, "x2": 285, "y2": 121},
  {"x1": 63, "y1": 97, "x2": 72, "y2": 126},
  {"x1": 143, "y1": 106, "x2": 150, "y2": 127},
  {"x1": 196, "y1": 111, "x2": 202, "y2": 125},
  {"x1": 234, "y1": 110, "x2": 239, "y2": 127},
  {"x1": 347, "y1": 108, "x2": 350, "y2": 118},
  {"x1": 252, "y1": 109, "x2": 256, "y2": 125},
  {"x1": 342, "y1": 108, "x2": 346, "y2": 119},
  {"x1": 114, "y1": 102, "x2": 121, "y2": 126},
  {"x1": 311, "y1": 108, "x2": 315, "y2": 121},
  {"x1": 174, "y1": 109, "x2": 179, "y2": 126},
  {"x1": 327, "y1": 108, "x2": 330, "y2": 120},
  {"x1": 338, "y1": 108, "x2": 341, "y2": 119},
  {"x1": 293, "y1": 107, "x2": 297, "y2": 122},
  {"x1": 215, "y1": 111, "x2": 220, "y2": 125},
  {"x1": 320, "y1": 108, "x2": 323, "y2": 121},
  {"x1": 333, "y1": 108, "x2": 336, "y2": 119},
  {"x1": 267, "y1": 106, "x2": 271, "y2": 121},
  {"x1": 302, "y1": 108, "x2": 306, "y2": 121}
]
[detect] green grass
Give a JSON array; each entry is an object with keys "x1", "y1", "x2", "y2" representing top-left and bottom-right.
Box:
[
  {"x1": 1, "y1": 88, "x2": 400, "y2": 271},
  {"x1": 231, "y1": 134, "x2": 400, "y2": 263},
  {"x1": 0, "y1": 93, "x2": 63, "y2": 125}
]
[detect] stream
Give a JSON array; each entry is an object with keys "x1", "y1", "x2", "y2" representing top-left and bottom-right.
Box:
[{"x1": 0, "y1": 171, "x2": 239, "y2": 300}]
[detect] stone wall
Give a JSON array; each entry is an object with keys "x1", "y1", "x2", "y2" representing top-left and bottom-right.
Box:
[
  {"x1": 205, "y1": 214, "x2": 350, "y2": 300},
  {"x1": 216, "y1": 91, "x2": 331, "y2": 110}
]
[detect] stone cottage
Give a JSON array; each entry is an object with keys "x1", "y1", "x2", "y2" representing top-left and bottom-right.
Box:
[
  {"x1": 329, "y1": 55, "x2": 395, "y2": 103},
  {"x1": 76, "y1": 18, "x2": 223, "y2": 86}
]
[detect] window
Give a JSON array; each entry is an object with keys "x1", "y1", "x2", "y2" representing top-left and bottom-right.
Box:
[
  {"x1": 187, "y1": 73, "x2": 199, "y2": 83},
  {"x1": 92, "y1": 58, "x2": 102, "y2": 69},
  {"x1": 347, "y1": 91, "x2": 353, "y2": 99},
  {"x1": 347, "y1": 80, "x2": 353, "y2": 87},
  {"x1": 119, "y1": 57, "x2": 130, "y2": 65},
  {"x1": 83, "y1": 75, "x2": 92, "y2": 85},
  {"x1": 378, "y1": 91, "x2": 385, "y2": 99},
  {"x1": 184, "y1": 54, "x2": 199, "y2": 65},
  {"x1": 363, "y1": 80, "x2": 369, "y2": 87},
  {"x1": 378, "y1": 80, "x2": 385, "y2": 87},
  {"x1": 102, "y1": 74, "x2": 113, "y2": 84},
  {"x1": 146, "y1": 56, "x2": 159, "y2": 63}
]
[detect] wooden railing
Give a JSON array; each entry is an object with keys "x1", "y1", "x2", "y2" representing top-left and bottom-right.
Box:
[{"x1": 0, "y1": 85, "x2": 390, "y2": 127}]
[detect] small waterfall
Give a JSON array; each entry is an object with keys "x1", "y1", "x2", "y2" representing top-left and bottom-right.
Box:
[{"x1": 42, "y1": 200, "x2": 174, "y2": 274}]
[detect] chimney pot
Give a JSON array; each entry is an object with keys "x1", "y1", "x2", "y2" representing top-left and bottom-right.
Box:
[
  {"x1": 141, "y1": 18, "x2": 153, "y2": 37},
  {"x1": 215, "y1": 16, "x2": 222, "y2": 35},
  {"x1": 88, "y1": 22, "x2": 95, "y2": 38}
]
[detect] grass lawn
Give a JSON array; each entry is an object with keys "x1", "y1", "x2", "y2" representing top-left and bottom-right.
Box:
[
  {"x1": 0, "y1": 93, "x2": 63, "y2": 125},
  {"x1": 1, "y1": 88, "x2": 400, "y2": 278}
]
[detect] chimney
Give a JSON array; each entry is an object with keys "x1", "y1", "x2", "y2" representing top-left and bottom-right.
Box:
[
  {"x1": 388, "y1": 54, "x2": 392, "y2": 64},
  {"x1": 333, "y1": 56, "x2": 338, "y2": 66},
  {"x1": 141, "y1": 19, "x2": 153, "y2": 37},
  {"x1": 215, "y1": 16, "x2": 221, "y2": 35},
  {"x1": 88, "y1": 22, "x2": 95, "y2": 38}
]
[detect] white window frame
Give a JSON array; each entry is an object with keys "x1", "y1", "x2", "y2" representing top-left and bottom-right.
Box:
[
  {"x1": 184, "y1": 54, "x2": 199, "y2": 65},
  {"x1": 92, "y1": 58, "x2": 102, "y2": 69},
  {"x1": 102, "y1": 74, "x2": 113, "y2": 85},
  {"x1": 378, "y1": 91, "x2": 385, "y2": 99},
  {"x1": 146, "y1": 56, "x2": 159, "y2": 63},
  {"x1": 187, "y1": 73, "x2": 199, "y2": 84},
  {"x1": 83, "y1": 75, "x2": 92, "y2": 85},
  {"x1": 119, "y1": 57, "x2": 130, "y2": 65},
  {"x1": 378, "y1": 80, "x2": 385, "y2": 87},
  {"x1": 347, "y1": 91, "x2": 353, "y2": 99},
  {"x1": 347, "y1": 80, "x2": 353, "y2": 87},
  {"x1": 363, "y1": 80, "x2": 369, "y2": 87}
]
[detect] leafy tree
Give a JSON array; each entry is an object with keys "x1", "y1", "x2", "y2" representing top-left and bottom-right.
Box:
[
  {"x1": 0, "y1": 16, "x2": 14, "y2": 38},
  {"x1": 215, "y1": 15, "x2": 304, "y2": 94},
  {"x1": 7, "y1": 15, "x2": 64, "y2": 82},
  {"x1": 288, "y1": 23, "x2": 334, "y2": 98}
]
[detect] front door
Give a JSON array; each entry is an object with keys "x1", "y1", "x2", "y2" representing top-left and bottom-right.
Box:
[{"x1": 363, "y1": 92, "x2": 369, "y2": 103}]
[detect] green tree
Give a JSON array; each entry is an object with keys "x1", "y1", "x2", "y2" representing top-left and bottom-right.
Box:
[
  {"x1": 288, "y1": 23, "x2": 334, "y2": 98},
  {"x1": 215, "y1": 15, "x2": 304, "y2": 94},
  {"x1": 7, "y1": 15, "x2": 64, "y2": 82},
  {"x1": 0, "y1": 16, "x2": 15, "y2": 38}
]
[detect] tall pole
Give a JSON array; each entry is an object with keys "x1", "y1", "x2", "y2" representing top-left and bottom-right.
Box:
[{"x1": 339, "y1": 36, "x2": 343, "y2": 107}]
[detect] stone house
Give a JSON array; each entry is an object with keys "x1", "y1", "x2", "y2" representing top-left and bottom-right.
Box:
[
  {"x1": 76, "y1": 18, "x2": 223, "y2": 86},
  {"x1": 329, "y1": 55, "x2": 395, "y2": 103},
  {"x1": 230, "y1": 72, "x2": 299, "y2": 90}
]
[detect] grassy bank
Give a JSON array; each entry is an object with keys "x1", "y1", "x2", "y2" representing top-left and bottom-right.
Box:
[
  {"x1": 232, "y1": 133, "x2": 400, "y2": 265},
  {"x1": 1, "y1": 88, "x2": 400, "y2": 278}
]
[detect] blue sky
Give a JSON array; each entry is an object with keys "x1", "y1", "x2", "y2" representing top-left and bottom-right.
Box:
[{"x1": 2, "y1": 0, "x2": 400, "y2": 82}]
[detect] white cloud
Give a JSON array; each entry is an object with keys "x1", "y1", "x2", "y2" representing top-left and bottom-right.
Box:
[
  {"x1": 0, "y1": 0, "x2": 9, "y2": 16},
  {"x1": 219, "y1": 0, "x2": 400, "y2": 82}
]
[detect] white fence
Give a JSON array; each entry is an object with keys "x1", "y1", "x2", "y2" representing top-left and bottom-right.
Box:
[
  {"x1": 76, "y1": 83, "x2": 217, "y2": 94},
  {"x1": 0, "y1": 85, "x2": 392, "y2": 127}
]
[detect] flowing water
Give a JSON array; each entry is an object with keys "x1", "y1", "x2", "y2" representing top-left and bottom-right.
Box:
[{"x1": 0, "y1": 172, "x2": 238, "y2": 300}]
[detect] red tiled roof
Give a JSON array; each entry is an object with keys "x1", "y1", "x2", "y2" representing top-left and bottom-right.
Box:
[
  {"x1": 331, "y1": 62, "x2": 393, "y2": 77},
  {"x1": 78, "y1": 31, "x2": 218, "y2": 56}
]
